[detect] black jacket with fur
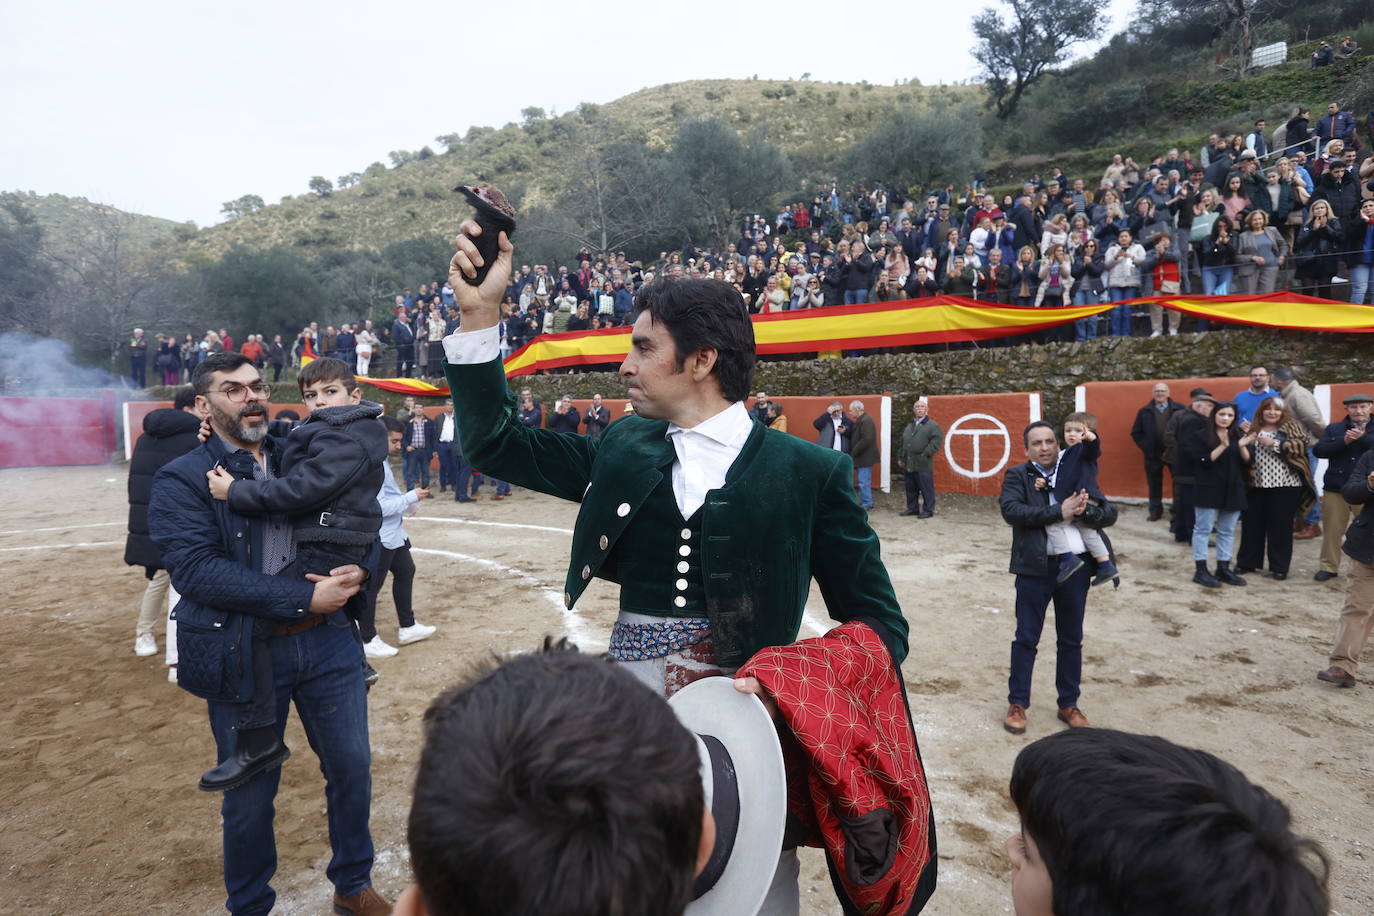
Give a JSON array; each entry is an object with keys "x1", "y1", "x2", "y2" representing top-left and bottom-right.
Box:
[{"x1": 227, "y1": 401, "x2": 388, "y2": 545}]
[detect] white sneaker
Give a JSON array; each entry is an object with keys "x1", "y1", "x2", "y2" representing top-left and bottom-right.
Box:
[
  {"x1": 1149, "y1": 330, "x2": 1162, "y2": 338},
  {"x1": 397, "y1": 622, "x2": 437, "y2": 646},
  {"x1": 1168, "y1": 328, "x2": 1178, "y2": 336},
  {"x1": 134, "y1": 633, "x2": 158, "y2": 657},
  {"x1": 364, "y1": 636, "x2": 399, "y2": 658},
  {"x1": 167, "y1": 665, "x2": 178, "y2": 684}
]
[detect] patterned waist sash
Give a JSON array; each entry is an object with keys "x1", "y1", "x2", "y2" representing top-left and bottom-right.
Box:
[{"x1": 608, "y1": 614, "x2": 712, "y2": 662}]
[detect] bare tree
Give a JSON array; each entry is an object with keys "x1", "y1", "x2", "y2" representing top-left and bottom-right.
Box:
[
  {"x1": 43, "y1": 208, "x2": 188, "y2": 366},
  {"x1": 526, "y1": 124, "x2": 675, "y2": 255}
]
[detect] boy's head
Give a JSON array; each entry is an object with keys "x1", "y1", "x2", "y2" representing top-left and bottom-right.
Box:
[
  {"x1": 1061, "y1": 411, "x2": 1096, "y2": 446},
  {"x1": 297, "y1": 357, "x2": 360, "y2": 411},
  {"x1": 401, "y1": 640, "x2": 705, "y2": 916},
  {"x1": 382, "y1": 414, "x2": 405, "y2": 455},
  {"x1": 1007, "y1": 729, "x2": 1328, "y2": 916}
]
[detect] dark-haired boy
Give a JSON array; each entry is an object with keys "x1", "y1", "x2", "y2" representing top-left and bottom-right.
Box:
[
  {"x1": 1007, "y1": 728, "x2": 1329, "y2": 916},
  {"x1": 201, "y1": 357, "x2": 388, "y2": 791},
  {"x1": 397, "y1": 641, "x2": 708, "y2": 916}
]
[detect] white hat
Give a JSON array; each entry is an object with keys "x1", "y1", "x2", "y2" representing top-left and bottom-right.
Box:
[{"x1": 669, "y1": 677, "x2": 787, "y2": 916}]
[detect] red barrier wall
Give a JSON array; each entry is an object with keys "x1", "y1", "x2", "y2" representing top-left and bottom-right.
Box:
[
  {"x1": 1083, "y1": 376, "x2": 1253, "y2": 499},
  {"x1": 1, "y1": 397, "x2": 114, "y2": 468},
  {"x1": 920, "y1": 393, "x2": 1043, "y2": 497}
]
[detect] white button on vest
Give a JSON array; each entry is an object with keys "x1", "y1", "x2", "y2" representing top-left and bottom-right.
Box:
[
  {"x1": 581, "y1": 565, "x2": 591, "y2": 580},
  {"x1": 617, "y1": 503, "x2": 631, "y2": 517},
  {"x1": 680, "y1": 528, "x2": 691, "y2": 539},
  {"x1": 675, "y1": 578, "x2": 688, "y2": 591},
  {"x1": 674, "y1": 596, "x2": 687, "y2": 608},
  {"x1": 598, "y1": 535, "x2": 609, "y2": 550},
  {"x1": 677, "y1": 560, "x2": 689, "y2": 574},
  {"x1": 679, "y1": 545, "x2": 691, "y2": 557}
]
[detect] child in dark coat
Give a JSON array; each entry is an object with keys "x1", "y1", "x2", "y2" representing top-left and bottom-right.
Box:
[
  {"x1": 201, "y1": 357, "x2": 388, "y2": 791},
  {"x1": 1042, "y1": 412, "x2": 1119, "y2": 586}
]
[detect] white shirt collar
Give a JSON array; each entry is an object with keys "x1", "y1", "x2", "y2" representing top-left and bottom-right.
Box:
[{"x1": 665, "y1": 402, "x2": 753, "y2": 447}]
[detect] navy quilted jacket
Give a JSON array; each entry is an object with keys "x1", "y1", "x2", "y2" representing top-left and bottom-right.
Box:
[{"x1": 149, "y1": 434, "x2": 319, "y2": 702}]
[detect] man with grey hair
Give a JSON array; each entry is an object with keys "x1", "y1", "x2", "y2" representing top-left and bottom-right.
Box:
[
  {"x1": 849, "y1": 400, "x2": 879, "y2": 511},
  {"x1": 899, "y1": 397, "x2": 942, "y2": 518},
  {"x1": 1130, "y1": 383, "x2": 1184, "y2": 522},
  {"x1": 1272, "y1": 367, "x2": 1326, "y2": 539},
  {"x1": 813, "y1": 400, "x2": 852, "y2": 453}
]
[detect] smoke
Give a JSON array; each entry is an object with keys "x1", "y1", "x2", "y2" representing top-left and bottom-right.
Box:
[{"x1": 0, "y1": 332, "x2": 123, "y2": 395}]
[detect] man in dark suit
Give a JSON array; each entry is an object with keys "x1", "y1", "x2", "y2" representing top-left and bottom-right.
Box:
[
  {"x1": 1000, "y1": 421, "x2": 1116, "y2": 736},
  {"x1": 403, "y1": 408, "x2": 436, "y2": 490},
  {"x1": 1130, "y1": 383, "x2": 1185, "y2": 522},
  {"x1": 392, "y1": 312, "x2": 416, "y2": 378},
  {"x1": 583, "y1": 393, "x2": 611, "y2": 439},
  {"x1": 813, "y1": 401, "x2": 853, "y2": 452}
]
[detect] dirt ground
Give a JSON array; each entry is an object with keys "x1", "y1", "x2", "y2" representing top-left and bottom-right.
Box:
[{"x1": 1, "y1": 462, "x2": 1371, "y2": 916}]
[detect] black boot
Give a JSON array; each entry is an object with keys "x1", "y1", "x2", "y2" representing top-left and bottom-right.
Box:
[
  {"x1": 1193, "y1": 560, "x2": 1221, "y2": 588},
  {"x1": 1216, "y1": 560, "x2": 1247, "y2": 586},
  {"x1": 199, "y1": 726, "x2": 290, "y2": 792}
]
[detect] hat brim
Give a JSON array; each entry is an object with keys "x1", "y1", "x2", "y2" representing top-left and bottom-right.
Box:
[{"x1": 670, "y1": 677, "x2": 787, "y2": 916}]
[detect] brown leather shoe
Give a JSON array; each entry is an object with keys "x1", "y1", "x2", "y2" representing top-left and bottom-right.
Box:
[
  {"x1": 333, "y1": 886, "x2": 392, "y2": 916},
  {"x1": 1003, "y1": 704, "x2": 1027, "y2": 734},
  {"x1": 1316, "y1": 666, "x2": 1356, "y2": 688},
  {"x1": 1294, "y1": 523, "x2": 1321, "y2": 540},
  {"x1": 1057, "y1": 706, "x2": 1092, "y2": 728}
]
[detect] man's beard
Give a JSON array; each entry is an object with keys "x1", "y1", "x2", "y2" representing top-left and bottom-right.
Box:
[{"x1": 209, "y1": 400, "x2": 268, "y2": 445}]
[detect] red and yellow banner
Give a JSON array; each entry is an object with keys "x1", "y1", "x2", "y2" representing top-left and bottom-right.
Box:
[{"x1": 499, "y1": 291, "x2": 1374, "y2": 377}]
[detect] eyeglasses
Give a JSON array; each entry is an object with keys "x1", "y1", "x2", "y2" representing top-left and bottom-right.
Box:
[{"x1": 215, "y1": 382, "x2": 272, "y2": 402}]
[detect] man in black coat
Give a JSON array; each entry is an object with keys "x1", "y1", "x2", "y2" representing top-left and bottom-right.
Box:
[
  {"x1": 125, "y1": 385, "x2": 202, "y2": 662},
  {"x1": 1000, "y1": 421, "x2": 1116, "y2": 736},
  {"x1": 1317, "y1": 448, "x2": 1374, "y2": 688},
  {"x1": 392, "y1": 312, "x2": 417, "y2": 378},
  {"x1": 813, "y1": 401, "x2": 853, "y2": 453},
  {"x1": 1164, "y1": 390, "x2": 1214, "y2": 543},
  {"x1": 1313, "y1": 393, "x2": 1374, "y2": 581},
  {"x1": 549, "y1": 395, "x2": 583, "y2": 434},
  {"x1": 1313, "y1": 160, "x2": 1361, "y2": 224},
  {"x1": 1130, "y1": 383, "x2": 1185, "y2": 522}
]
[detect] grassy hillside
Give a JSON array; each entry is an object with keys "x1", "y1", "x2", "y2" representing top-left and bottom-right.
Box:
[
  {"x1": 187, "y1": 79, "x2": 980, "y2": 257},
  {"x1": 6, "y1": 191, "x2": 185, "y2": 261}
]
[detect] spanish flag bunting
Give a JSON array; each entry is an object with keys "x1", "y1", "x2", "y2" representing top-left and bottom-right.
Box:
[{"x1": 499, "y1": 291, "x2": 1373, "y2": 377}]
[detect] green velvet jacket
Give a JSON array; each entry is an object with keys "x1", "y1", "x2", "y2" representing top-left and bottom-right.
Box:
[{"x1": 443, "y1": 357, "x2": 909, "y2": 667}]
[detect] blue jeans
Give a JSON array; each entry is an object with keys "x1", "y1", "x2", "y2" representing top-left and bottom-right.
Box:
[
  {"x1": 1350, "y1": 263, "x2": 1372, "y2": 305},
  {"x1": 436, "y1": 445, "x2": 454, "y2": 489},
  {"x1": 452, "y1": 449, "x2": 475, "y2": 500},
  {"x1": 492, "y1": 477, "x2": 511, "y2": 496},
  {"x1": 1072, "y1": 289, "x2": 1099, "y2": 340},
  {"x1": 1192, "y1": 506, "x2": 1240, "y2": 562},
  {"x1": 856, "y1": 465, "x2": 873, "y2": 509},
  {"x1": 1201, "y1": 266, "x2": 1233, "y2": 295},
  {"x1": 844, "y1": 289, "x2": 869, "y2": 305},
  {"x1": 1009, "y1": 555, "x2": 1089, "y2": 709},
  {"x1": 1107, "y1": 287, "x2": 1137, "y2": 336},
  {"x1": 403, "y1": 448, "x2": 431, "y2": 490},
  {"x1": 207, "y1": 619, "x2": 373, "y2": 915}
]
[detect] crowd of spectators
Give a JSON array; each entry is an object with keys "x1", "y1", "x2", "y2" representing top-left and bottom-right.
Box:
[{"x1": 132, "y1": 92, "x2": 1374, "y2": 387}]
